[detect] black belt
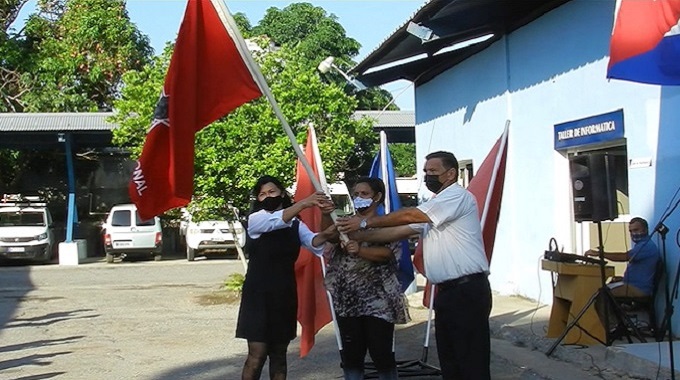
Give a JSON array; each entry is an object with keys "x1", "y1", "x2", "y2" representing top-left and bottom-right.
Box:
[{"x1": 437, "y1": 272, "x2": 487, "y2": 291}]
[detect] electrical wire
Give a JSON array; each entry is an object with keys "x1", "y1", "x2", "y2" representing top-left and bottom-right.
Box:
[{"x1": 530, "y1": 253, "x2": 545, "y2": 337}]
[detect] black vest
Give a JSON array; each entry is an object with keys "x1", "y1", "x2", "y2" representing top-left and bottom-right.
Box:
[{"x1": 243, "y1": 220, "x2": 301, "y2": 292}]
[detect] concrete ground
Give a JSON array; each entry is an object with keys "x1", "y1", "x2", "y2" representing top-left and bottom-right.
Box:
[{"x1": 0, "y1": 255, "x2": 678, "y2": 379}]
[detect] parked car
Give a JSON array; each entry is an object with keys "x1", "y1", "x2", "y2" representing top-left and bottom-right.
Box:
[
  {"x1": 0, "y1": 194, "x2": 55, "y2": 263},
  {"x1": 183, "y1": 205, "x2": 246, "y2": 261},
  {"x1": 102, "y1": 204, "x2": 162, "y2": 263}
]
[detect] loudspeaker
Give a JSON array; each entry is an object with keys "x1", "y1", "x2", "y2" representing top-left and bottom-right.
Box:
[{"x1": 569, "y1": 153, "x2": 618, "y2": 222}]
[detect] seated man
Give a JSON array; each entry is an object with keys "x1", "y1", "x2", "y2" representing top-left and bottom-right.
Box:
[{"x1": 586, "y1": 217, "x2": 660, "y2": 298}]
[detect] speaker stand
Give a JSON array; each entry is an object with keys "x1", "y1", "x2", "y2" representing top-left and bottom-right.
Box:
[{"x1": 546, "y1": 221, "x2": 646, "y2": 356}]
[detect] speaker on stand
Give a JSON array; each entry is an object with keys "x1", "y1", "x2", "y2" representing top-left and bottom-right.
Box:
[
  {"x1": 547, "y1": 153, "x2": 645, "y2": 356},
  {"x1": 570, "y1": 153, "x2": 618, "y2": 223}
]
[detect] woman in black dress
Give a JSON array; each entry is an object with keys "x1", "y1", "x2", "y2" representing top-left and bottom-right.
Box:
[{"x1": 236, "y1": 175, "x2": 336, "y2": 380}]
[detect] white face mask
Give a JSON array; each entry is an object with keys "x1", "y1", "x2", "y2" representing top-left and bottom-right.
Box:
[{"x1": 353, "y1": 197, "x2": 373, "y2": 211}]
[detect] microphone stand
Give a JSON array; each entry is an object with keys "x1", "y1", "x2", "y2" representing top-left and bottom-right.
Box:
[
  {"x1": 653, "y1": 193, "x2": 680, "y2": 380},
  {"x1": 656, "y1": 222, "x2": 675, "y2": 380}
]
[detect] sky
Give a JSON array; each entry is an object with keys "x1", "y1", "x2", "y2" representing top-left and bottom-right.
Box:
[{"x1": 13, "y1": 0, "x2": 424, "y2": 110}]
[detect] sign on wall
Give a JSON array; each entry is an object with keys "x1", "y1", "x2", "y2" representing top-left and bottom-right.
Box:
[{"x1": 554, "y1": 109, "x2": 624, "y2": 150}]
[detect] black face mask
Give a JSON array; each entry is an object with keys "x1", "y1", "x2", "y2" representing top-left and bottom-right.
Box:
[
  {"x1": 424, "y1": 174, "x2": 444, "y2": 193},
  {"x1": 260, "y1": 196, "x2": 283, "y2": 211}
]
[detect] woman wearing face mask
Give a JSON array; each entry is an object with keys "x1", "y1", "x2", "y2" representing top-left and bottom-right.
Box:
[
  {"x1": 325, "y1": 177, "x2": 410, "y2": 380},
  {"x1": 236, "y1": 175, "x2": 337, "y2": 380}
]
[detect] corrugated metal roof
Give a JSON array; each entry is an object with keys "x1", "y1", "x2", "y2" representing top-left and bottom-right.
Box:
[
  {"x1": 0, "y1": 112, "x2": 118, "y2": 132},
  {"x1": 353, "y1": 110, "x2": 415, "y2": 128}
]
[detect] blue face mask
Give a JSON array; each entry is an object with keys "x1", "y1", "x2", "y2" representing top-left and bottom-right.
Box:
[
  {"x1": 631, "y1": 232, "x2": 648, "y2": 243},
  {"x1": 353, "y1": 197, "x2": 373, "y2": 211}
]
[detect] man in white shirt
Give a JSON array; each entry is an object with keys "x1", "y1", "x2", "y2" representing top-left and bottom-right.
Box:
[{"x1": 337, "y1": 151, "x2": 491, "y2": 380}]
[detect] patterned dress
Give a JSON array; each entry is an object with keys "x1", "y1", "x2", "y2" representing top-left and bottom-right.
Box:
[{"x1": 324, "y1": 239, "x2": 410, "y2": 324}]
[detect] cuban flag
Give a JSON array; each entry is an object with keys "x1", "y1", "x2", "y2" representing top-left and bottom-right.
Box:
[{"x1": 607, "y1": 0, "x2": 680, "y2": 85}]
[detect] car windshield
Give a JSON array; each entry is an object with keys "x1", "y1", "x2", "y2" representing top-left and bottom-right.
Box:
[
  {"x1": 0, "y1": 211, "x2": 46, "y2": 226},
  {"x1": 111, "y1": 210, "x2": 131, "y2": 227}
]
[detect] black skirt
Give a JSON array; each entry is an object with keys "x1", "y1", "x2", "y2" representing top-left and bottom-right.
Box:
[{"x1": 235, "y1": 286, "x2": 298, "y2": 344}]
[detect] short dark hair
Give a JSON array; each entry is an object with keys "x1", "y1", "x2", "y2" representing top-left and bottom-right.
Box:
[
  {"x1": 249, "y1": 175, "x2": 293, "y2": 213},
  {"x1": 354, "y1": 177, "x2": 385, "y2": 204},
  {"x1": 630, "y1": 217, "x2": 649, "y2": 233},
  {"x1": 425, "y1": 151, "x2": 459, "y2": 180}
]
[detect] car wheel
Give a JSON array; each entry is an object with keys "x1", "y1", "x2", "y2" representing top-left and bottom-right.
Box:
[
  {"x1": 187, "y1": 246, "x2": 195, "y2": 261},
  {"x1": 154, "y1": 254, "x2": 162, "y2": 261},
  {"x1": 105, "y1": 253, "x2": 114, "y2": 263}
]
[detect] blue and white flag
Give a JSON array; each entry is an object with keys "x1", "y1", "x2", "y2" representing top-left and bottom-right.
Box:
[{"x1": 369, "y1": 132, "x2": 415, "y2": 292}]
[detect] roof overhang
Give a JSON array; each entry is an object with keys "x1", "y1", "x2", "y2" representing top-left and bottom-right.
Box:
[
  {"x1": 0, "y1": 113, "x2": 117, "y2": 149},
  {"x1": 352, "y1": 0, "x2": 571, "y2": 87}
]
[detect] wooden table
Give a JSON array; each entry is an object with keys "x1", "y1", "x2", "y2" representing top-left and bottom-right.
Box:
[{"x1": 542, "y1": 259, "x2": 615, "y2": 346}]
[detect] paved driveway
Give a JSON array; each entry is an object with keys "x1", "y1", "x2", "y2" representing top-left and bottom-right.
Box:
[{"x1": 0, "y1": 257, "x2": 544, "y2": 379}]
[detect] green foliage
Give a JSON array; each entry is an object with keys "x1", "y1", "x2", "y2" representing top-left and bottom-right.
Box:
[
  {"x1": 109, "y1": 45, "x2": 171, "y2": 157},
  {"x1": 223, "y1": 273, "x2": 245, "y2": 292},
  {"x1": 232, "y1": 12, "x2": 252, "y2": 39},
  {"x1": 389, "y1": 143, "x2": 417, "y2": 177},
  {"x1": 192, "y1": 46, "x2": 374, "y2": 214},
  {"x1": 3, "y1": 0, "x2": 152, "y2": 112},
  {"x1": 252, "y1": 3, "x2": 360, "y2": 63}
]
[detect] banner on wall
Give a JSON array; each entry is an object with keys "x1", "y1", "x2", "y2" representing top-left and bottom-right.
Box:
[{"x1": 554, "y1": 110, "x2": 625, "y2": 150}]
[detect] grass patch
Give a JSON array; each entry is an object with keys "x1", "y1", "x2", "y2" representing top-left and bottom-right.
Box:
[
  {"x1": 194, "y1": 273, "x2": 245, "y2": 306},
  {"x1": 195, "y1": 290, "x2": 241, "y2": 306}
]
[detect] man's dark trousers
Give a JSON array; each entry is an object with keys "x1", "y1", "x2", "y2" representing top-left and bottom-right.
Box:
[{"x1": 434, "y1": 274, "x2": 492, "y2": 380}]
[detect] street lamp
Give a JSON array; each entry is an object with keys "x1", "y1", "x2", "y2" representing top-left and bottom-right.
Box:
[{"x1": 317, "y1": 56, "x2": 367, "y2": 91}]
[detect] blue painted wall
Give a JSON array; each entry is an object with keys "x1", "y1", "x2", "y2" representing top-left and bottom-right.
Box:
[{"x1": 412, "y1": 0, "x2": 680, "y2": 330}]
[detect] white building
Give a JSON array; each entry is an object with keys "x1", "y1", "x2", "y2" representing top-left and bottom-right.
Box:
[{"x1": 354, "y1": 0, "x2": 680, "y2": 331}]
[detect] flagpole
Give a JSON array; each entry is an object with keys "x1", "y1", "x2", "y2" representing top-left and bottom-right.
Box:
[
  {"x1": 212, "y1": 0, "x2": 347, "y2": 241},
  {"x1": 480, "y1": 121, "x2": 509, "y2": 226},
  {"x1": 379, "y1": 131, "x2": 390, "y2": 213},
  {"x1": 308, "y1": 125, "x2": 343, "y2": 351}
]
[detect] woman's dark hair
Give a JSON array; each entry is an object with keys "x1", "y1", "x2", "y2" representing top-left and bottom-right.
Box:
[
  {"x1": 354, "y1": 176, "x2": 385, "y2": 204},
  {"x1": 249, "y1": 175, "x2": 293, "y2": 213}
]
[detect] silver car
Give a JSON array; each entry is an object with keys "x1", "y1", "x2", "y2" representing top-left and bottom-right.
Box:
[
  {"x1": 185, "y1": 219, "x2": 245, "y2": 261},
  {"x1": 103, "y1": 204, "x2": 162, "y2": 263}
]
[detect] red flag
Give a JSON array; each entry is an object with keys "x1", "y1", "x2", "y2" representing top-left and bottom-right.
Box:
[
  {"x1": 467, "y1": 124, "x2": 509, "y2": 263},
  {"x1": 416, "y1": 125, "x2": 509, "y2": 307},
  {"x1": 129, "y1": 0, "x2": 262, "y2": 220},
  {"x1": 294, "y1": 126, "x2": 332, "y2": 357}
]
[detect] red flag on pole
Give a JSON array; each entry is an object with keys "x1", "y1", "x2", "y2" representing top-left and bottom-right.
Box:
[
  {"x1": 130, "y1": 0, "x2": 262, "y2": 220},
  {"x1": 415, "y1": 124, "x2": 509, "y2": 307},
  {"x1": 294, "y1": 126, "x2": 332, "y2": 357}
]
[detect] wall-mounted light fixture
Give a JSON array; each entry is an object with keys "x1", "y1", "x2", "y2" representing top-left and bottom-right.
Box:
[
  {"x1": 406, "y1": 22, "x2": 436, "y2": 42},
  {"x1": 57, "y1": 133, "x2": 66, "y2": 143},
  {"x1": 317, "y1": 56, "x2": 367, "y2": 91}
]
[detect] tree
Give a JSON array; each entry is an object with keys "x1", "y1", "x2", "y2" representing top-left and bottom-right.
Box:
[
  {"x1": 0, "y1": 0, "x2": 153, "y2": 195},
  {"x1": 253, "y1": 3, "x2": 360, "y2": 64},
  {"x1": 112, "y1": 40, "x2": 374, "y2": 218},
  {"x1": 389, "y1": 143, "x2": 417, "y2": 177},
  {"x1": 25, "y1": 0, "x2": 152, "y2": 112}
]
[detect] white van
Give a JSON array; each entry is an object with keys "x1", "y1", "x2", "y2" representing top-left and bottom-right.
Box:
[
  {"x1": 0, "y1": 195, "x2": 55, "y2": 263},
  {"x1": 102, "y1": 204, "x2": 162, "y2": 263}
]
